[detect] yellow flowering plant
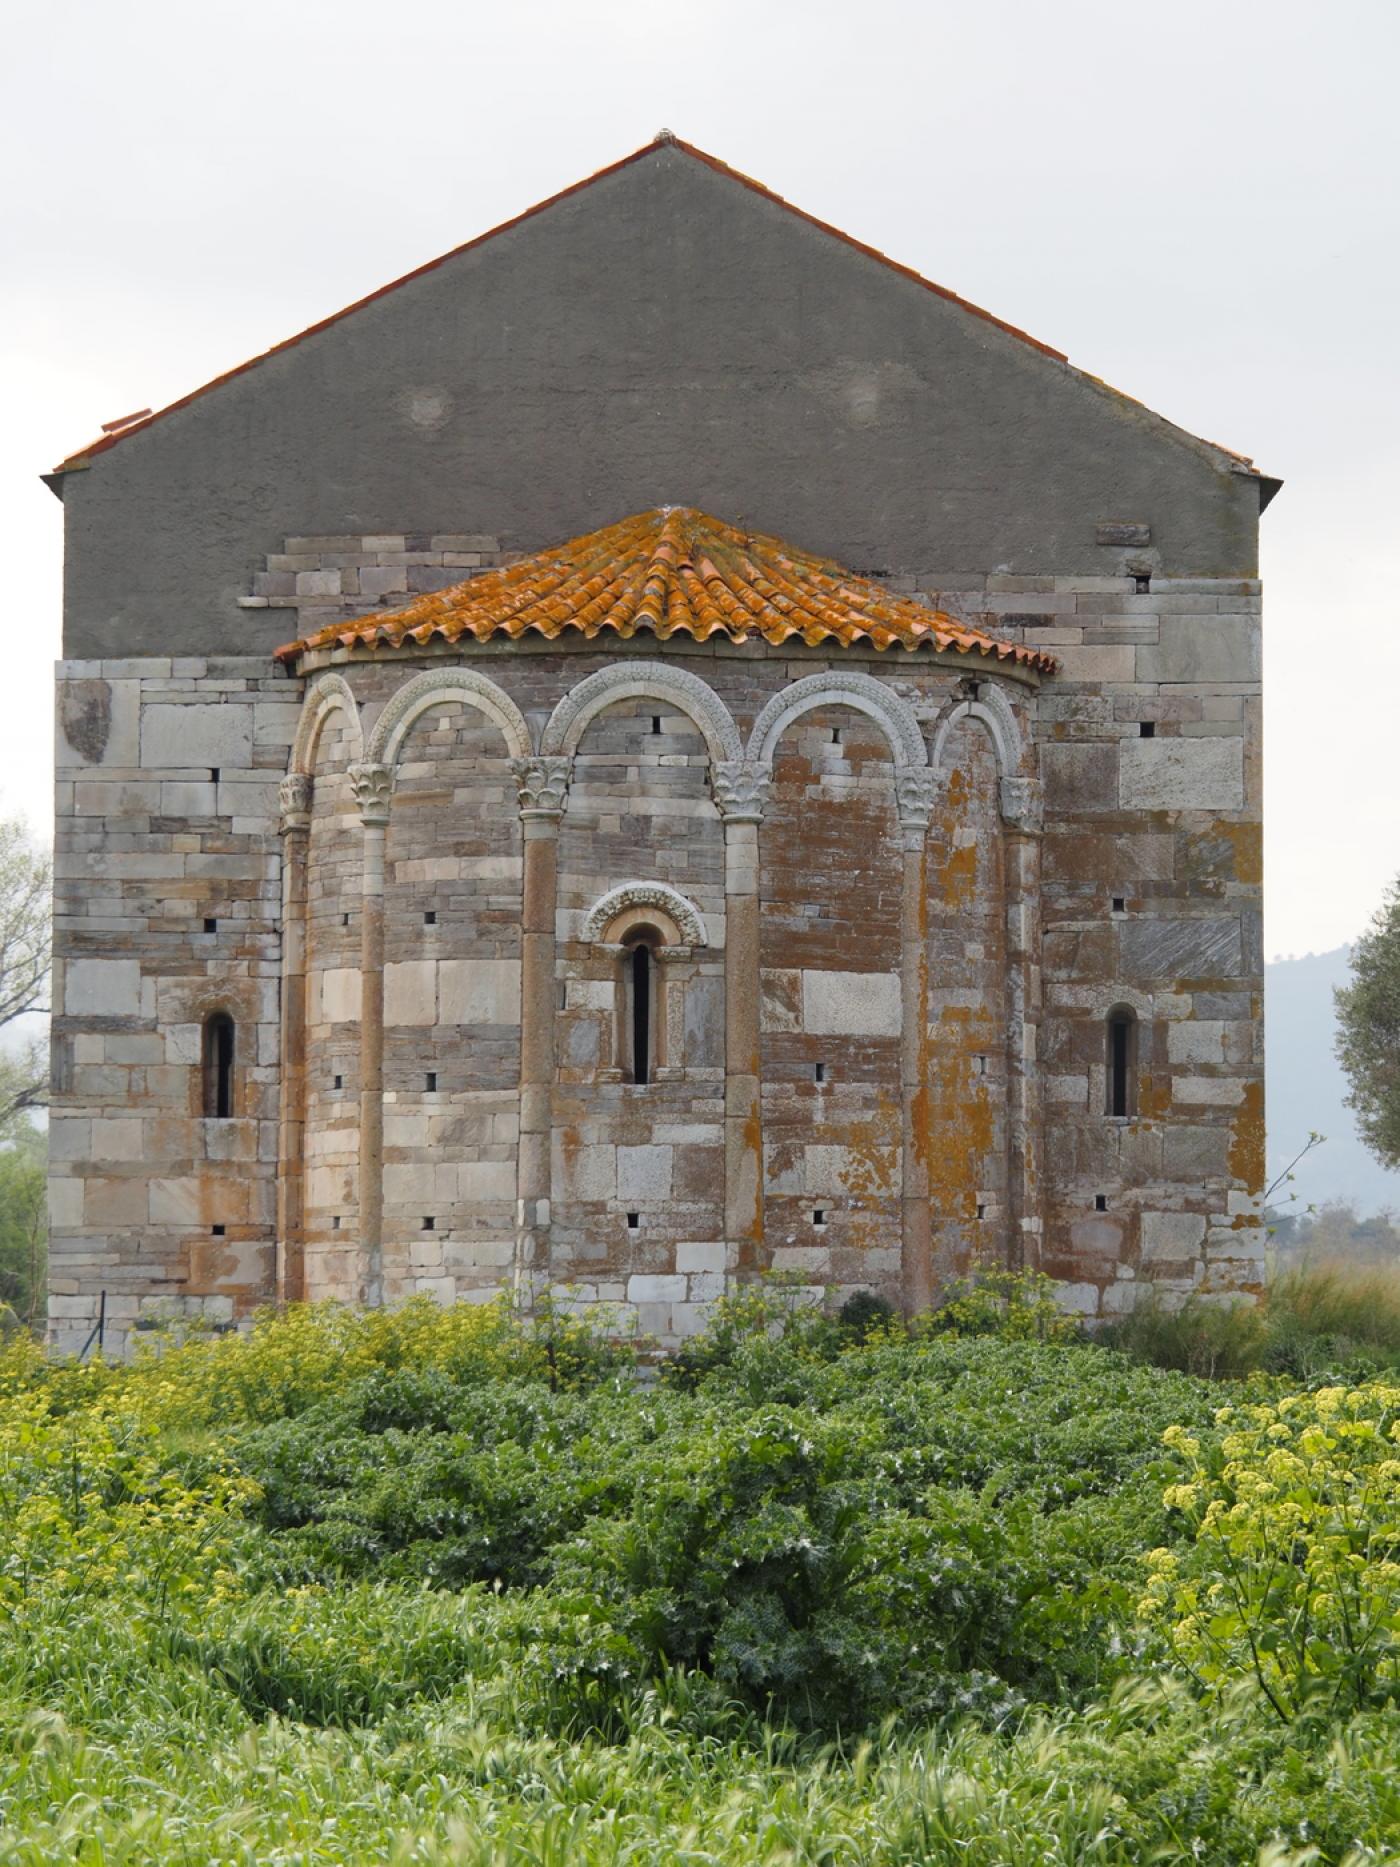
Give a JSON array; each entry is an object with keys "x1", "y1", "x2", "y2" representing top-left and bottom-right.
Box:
[{"x1": 1140, "y1": 1387, "x2": 1400, "y2": 1722}]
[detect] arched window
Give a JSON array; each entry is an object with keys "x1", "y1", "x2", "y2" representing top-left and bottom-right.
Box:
[
  {"x1": 203, "y1": 1011, "x2": 235, "y2": 1119},
  {"x1": 1105, "y1": 1005, "x2": 1137, "y2": 1118},
  {"x1": 624, "y1": 930, "x2": 658, "y2": 1085}
]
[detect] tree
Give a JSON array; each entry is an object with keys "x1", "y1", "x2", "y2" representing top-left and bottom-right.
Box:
[
  {"x1": 1336, "y1": 878, "x2": 1400, "y2": 1168},
  {"x1": 0, "y1": 815, "x2": 50, "y2": 1133},
  {"x1": 0, "y1": 1119, "x2": 46, "y2": 1332}
]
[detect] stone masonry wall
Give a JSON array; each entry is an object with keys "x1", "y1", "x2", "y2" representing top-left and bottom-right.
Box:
[
  {"x1": 50, "y1": 549, "x2": 1265, "y2": 1349},
  {"x1": 49, "y1": 656, "x2": 293, "y2": 1355}
]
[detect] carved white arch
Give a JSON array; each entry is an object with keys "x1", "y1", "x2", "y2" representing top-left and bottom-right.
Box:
[
  {"x1": 745, "y1": 670, "x2": 927, "y2": 770},
  {"x1": 929, "y1": 681, "x2": 1028, "y2": 780},
  {"x1": 540, "y1": 662, "x2": 742, "y2": 764},
  {"x1": 290, "y1": 673, "x2": 364, "y2": 774},
  {"x1": 582, "y1": 882, "x2": 708, "y2": 949},
  {"x1": 367, "y1": 667, "x2": 532, "y2": 767}
]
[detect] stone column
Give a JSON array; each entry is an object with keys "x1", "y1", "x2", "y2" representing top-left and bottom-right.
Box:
[
  {"x1": 275, "y1": 773, "x2": 313, "y2": 1304},
  {"x1": 509, "y1": 756, "x2": 572, "y2": 1297},
  {"x1": 712, "y1": 761, "x2": 769, "y2": 1274},
  {"x1": 895, "y1": 766, "x2": 937, "y2": 1315},
  {"x1": 348, "y1": 761, "x2": 392, "y2": 1306},
  {"x1": 1000, "y1": 775, "x2": 1044, "y2": 1274}
]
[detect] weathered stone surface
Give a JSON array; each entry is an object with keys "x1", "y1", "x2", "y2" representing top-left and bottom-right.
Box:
[
  {"x1": 1119, "y1": 738, "x2": 1244, "y2": 811},
  {"x1": 801, "y1": 969, "x2": 901, "y2": 1037}
]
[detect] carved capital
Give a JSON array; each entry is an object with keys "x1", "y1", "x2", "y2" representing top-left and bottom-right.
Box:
[
  {"x1": 347, "y1": 760, "x2": 393, "y2": 828},
  {"x1": 711, "y1": 759, "x2": 771, "y2": 823},
  {"x1": 999, "y1": 775, "x2": 1043, "y2": 835},
  {"x1": 278, "y1": 772, "x2": 313, "y2": 833},
  {"x1": 893, "y1": 763, "x2": 938, "y2": 831},
  {"x1": 509, "y1": 754, "x2": 572, "y2": 820}
]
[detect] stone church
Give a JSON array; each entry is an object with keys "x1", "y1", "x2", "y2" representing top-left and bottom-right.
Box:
[{"x1": 43, "y1": 135, "x2": 1274, "y2": 1354}]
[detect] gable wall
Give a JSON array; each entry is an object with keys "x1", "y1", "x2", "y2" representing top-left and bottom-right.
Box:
[{"x1": 57, "y1": 147, "x2": 1261, "y2": 660}]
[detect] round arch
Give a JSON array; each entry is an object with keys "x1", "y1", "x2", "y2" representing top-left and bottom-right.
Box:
[
  {"x1": 582, "y1": 881, "x2": 708, "y2": 949},
  {"x1": 540, "y1": 662, "x2": 742, "y2": 765},
  {"x1": 745, "y1": 670, "x2": 927, "y2": 770},
  {"x1": 929, "y1": 681, "x2": 1028, "y2": 780},
  {"x1": 290, "y1": 673, "x2": 364, "y2": 774},
  {"x1": 367, "y1": 667, "x2": 531, "y2": 767}
]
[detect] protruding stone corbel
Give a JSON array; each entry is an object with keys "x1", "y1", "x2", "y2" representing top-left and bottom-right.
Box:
[
  {"x1": 509, "y1": 754, "x2": 573, "y2": 821},
  {"x1": 348, "y1": 760, "x2": 392, "y2": 828},
  {"x1": 278, "y1": 773, "x2": 313, "y2": 834},
  {"x1": 711, "y1": 759, "x2": 771, "y2": 823},
  {"x1": 999, "y1": 775, "x2": 1044, "y2": 836},
  {"x1": 893, "y1": 764, "x2": 938, "y2": 832}
]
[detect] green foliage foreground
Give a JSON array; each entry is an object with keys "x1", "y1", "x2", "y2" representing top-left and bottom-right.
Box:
[{"x1": 0, "y1": 1295, "x2": 1398, "y2": 1864}]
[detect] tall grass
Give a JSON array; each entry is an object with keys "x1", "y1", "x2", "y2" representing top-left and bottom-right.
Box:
[{"x1": 1103, "y1": 1258, "x2": 1400, "y2": 1381}]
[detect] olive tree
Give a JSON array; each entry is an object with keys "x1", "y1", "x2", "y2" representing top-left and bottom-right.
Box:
[{"x1": 1336, "y1": 878, "x2": 1400, "y2": 1168}]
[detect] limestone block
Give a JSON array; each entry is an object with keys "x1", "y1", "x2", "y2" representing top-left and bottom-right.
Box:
[
  {"x1": 804, "y1": 1145, "x2": 858, "y2": 1193},
  {"x1": 760, "y1": 969, "x2": 802, "y2": 1033},
  {"x1": 439, "y1": 960, "x2": 521, "y2": 1026},
  {"x1": 165, "y1": 1023, "x2": 203, "y2": 1066},
  {"x1": 384, "y1": 1162, "x2": 435, "y2": 1205},
  {"x1": 82, "y1": 1177, "x2": 148, "y2": 1226},
  {"x1": 687, "y1": 1272, "x2": 725, "y2": 1303},
  {"x1": 140, "y1": 703, "x2": 252, "y2": 771},
  {"x1": 1163, "y1": 1126, "x2": 1232, "y2": 1179},
  {"x1": 318, "y1": 968, "x2": 362, "y2": 1023},
  {"x1": 1166, "y1": 1021, "x2": 1227, "y2": 1065},
  {"x1": 1042, "y1": 742, "x2": 1118, "y2": 814},
  {"x1": 1099, "y1": 1281, "x2": 1149, "y2": 1317},
  {"x1": 554, "y1": 1141, "x2": 615, "y2": 1201},
  {"x1": 1070, "y1": 1215, "x2": 1125, "y2": 1264},
  {"x1": 617, "y1": 1145, "x2": 673, "y2": 1201},
  {"x1": 149, "y1": 1178, "x2": 204, "y2": 1225},
  {"x1": 671, "y1": 1302, "x2": 713, "y2": 1339},
  {"x1": 676, "y1": 1240, "x2": 726, "y2": 1273},
  {"x1": 1119, "y1": 738, "x2": 1244, "y2": 812},
  {"x1": 1054, "y1": 1282, "x2": 1102, "y2": 1315},
  {"x1": 1051, "y1": 644, "x2": 1137, "y2": 683},
  {"x1": 565, "y1": 979, "x2": 614, "y2": 1012},
  {"x1": 634, "y1": 1303, "x2": 674, "y2": 1338},
  {"x1": 457, "y1": 1160, "x2": 517, "y2": 1203},
  {"x1": 801, "y1": 969, "x2": 900, "y2": 1038},
  {"x1": 1120, "y1": 917, "x2": 1242, "y2": 982},
  {"x1": 57, "y1": 677, "x2": 141, "y2": 768},
  {"x1": 627, "y1": 1274, "x2": 686, "y2": 1304},
  {"x1": 1137, "y1": 616, "x2": 1259, "y2": 684},
  {"x1": 65, "y1": 958, "x2": 142, "y2": 1017},
  {"x1": 90, "y1": 1118, "x2": 144, "y2": 1162},
  {"x1": 47, "y1": 1178, "x2": 85, "y2": 1228},
  {"x1": 1176, "y1": 1077, "x2": 1246, "y2": 1106},
  {"x1": 48, "y1": 1118, "x2": 92, "y2": 1161},
  {"x1": 1141, "y1": 1211, "x2": 1207, "y2": 1261},
  {"x1": 385, "y1": 960, "x2": 437, "y2": 1027}
]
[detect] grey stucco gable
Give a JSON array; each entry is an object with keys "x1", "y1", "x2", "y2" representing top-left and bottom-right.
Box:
[{"x1": 54, "y1": 140, "x2": 1267, "y2": 658}]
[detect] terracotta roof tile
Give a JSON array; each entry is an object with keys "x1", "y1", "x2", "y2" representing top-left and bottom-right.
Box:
[{"x1": 276, "y1": 507, "x2": 1057, "y2": 674}]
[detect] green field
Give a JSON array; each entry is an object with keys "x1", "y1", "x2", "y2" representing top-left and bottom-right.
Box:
[{"x1": 1, "y1": 1284, "x2": 1397, "y2": 1864}]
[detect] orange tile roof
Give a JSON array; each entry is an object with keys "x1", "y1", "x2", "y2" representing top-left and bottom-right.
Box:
[{"x1": 275, "y1": 507, "x2": 1057, "y2": 674}]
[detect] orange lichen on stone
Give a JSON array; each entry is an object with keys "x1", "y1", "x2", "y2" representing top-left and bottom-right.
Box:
[
  {"x1": 1228, "y1": 1078, "x2": 1266, "y2": 1190},
  {"x1": 276, "y1": 508, "x2": 1057, "y2": 672}
]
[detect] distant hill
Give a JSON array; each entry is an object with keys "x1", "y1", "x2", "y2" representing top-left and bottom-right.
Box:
[{"x1": 1266, "y1": 945, "x2": 1400, "y2": 1218}]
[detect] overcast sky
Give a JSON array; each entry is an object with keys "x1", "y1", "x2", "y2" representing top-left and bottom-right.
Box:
[{"x1": 3, "y1": 0, "x2": 1396, "y2": 961}]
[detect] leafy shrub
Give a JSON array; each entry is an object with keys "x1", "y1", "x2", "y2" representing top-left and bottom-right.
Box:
[
  {"x1": 1141, "y1": 1383, "x2": 1400, "y2": 1721},
  {"x1": 1101, "y1": 1292, "x2": 1270, "y2": 1381}
]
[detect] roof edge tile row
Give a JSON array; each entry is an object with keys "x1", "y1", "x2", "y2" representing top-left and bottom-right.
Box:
[{"x1": 275, "y1": 506, "x2": 1058, "y2": 676}]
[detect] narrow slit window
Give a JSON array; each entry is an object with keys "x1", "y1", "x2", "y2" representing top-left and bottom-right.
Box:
[
  {"x1": 203, "y1": 1012, "x2": 235, "y2": 1119},
  {"x1": 424, "y1": 911, "x2": 437, "y2": 926},
  {"x1": 1095, "y1": 1193, "x2": 1108, "y2": 1213},
  {"x1": 1106, "y1": 1006, "x2": 1138, "y2": 1118},
  {"x1": 631, "y1": 942, "x2": 652, "y2": 1085},
  {"x1": 651, "y1": 716, "x2": 663, "y2": 735},
  {"x1": 203, "y1": 917, "x2": 218, "y2": 934},
  {"x1": 813, "y1": 1209, "x2": 827, "y2": 1227},
  {"x1": 626, "y1": 1212, "x2": 640, "y2": 1231},
  {"x1": 814, "y1": 1062, "x2": 825, "y2": 1083},
  {"x1": 1139, "y1": 720, "x2": 1156, "y2": 738},
  {"x1": 1134, "y1": 573, "x2": 1151, "y2": 594},
  {"x1": 425, "y1": 1071, "x2": 437, "y2": 1092}
]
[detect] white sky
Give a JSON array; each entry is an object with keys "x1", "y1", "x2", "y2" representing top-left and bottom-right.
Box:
[{"x1": 3, "y1": 0, "x2": 1397, "y2": 960}]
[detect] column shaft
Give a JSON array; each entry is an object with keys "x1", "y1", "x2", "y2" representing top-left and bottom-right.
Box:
[
  {"x1": 1004, "y1": 828, "x2": 1044, "y2": 1272},
  {"x1": 723, "y1": 820, "x2": 763, "y2": 1268},
  {"x1": 359, "y1": 821, "x2": 386, "y2": 1305},
  {"x1": 517, "y1": 818, "x2": 559, "y2": 1291},
  {"x1": 276, "y1": 812, "x2": 309, "y2": 1302},
  {"x1": 900, "y1": 829, "x2": 933, "y2": 1314}
]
